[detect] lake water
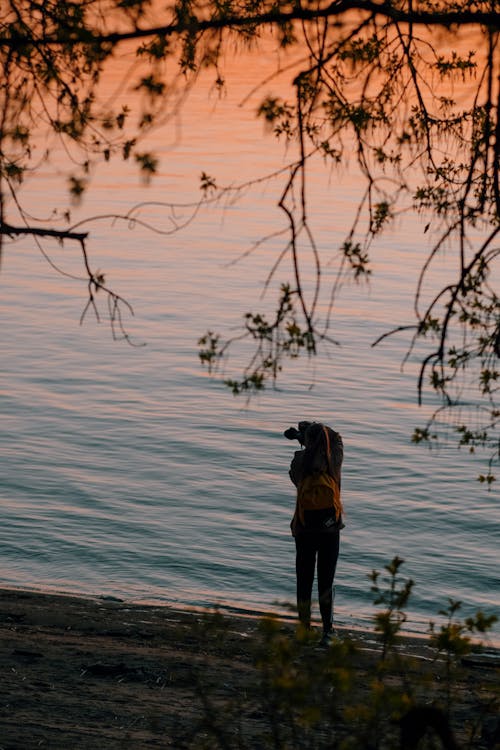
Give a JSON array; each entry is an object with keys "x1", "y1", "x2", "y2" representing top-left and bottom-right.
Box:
[{"x1": 0, "y1": 40, "x2": 498, "y2": 643}]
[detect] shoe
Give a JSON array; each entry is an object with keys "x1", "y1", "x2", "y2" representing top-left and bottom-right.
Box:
[{"x1": 319, "y1": 630, "x2": 335, "y2": 648}]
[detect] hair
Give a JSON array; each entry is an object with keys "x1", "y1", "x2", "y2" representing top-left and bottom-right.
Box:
[{"x1": 301, "y1": 423, "x2": 334, "y2": 478}]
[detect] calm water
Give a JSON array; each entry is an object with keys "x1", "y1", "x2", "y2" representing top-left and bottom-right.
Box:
[{"x1": 0, "y1": 43, "x2": 498, "y2": 642}]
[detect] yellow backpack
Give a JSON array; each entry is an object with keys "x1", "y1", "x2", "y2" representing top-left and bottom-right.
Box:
[{"x1": 297, "y1": 472, "x2": 340, "y2": 514}]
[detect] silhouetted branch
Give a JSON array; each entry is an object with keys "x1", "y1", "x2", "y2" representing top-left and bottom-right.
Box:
[
  {"x1": 2, "y1": 2, "x2": 500, "y2": 53},
  {"x1": 0, "y1": 222, "x2": 88, "y2": 242}
]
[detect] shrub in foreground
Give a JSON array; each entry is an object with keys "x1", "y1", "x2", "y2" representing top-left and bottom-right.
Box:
[{"x1": 191, "y1": 558, "x2": 498, "y2": 749}]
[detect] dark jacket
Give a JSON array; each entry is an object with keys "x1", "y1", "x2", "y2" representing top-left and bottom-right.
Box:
[{"x1": 289, "y1": 428, "x2": 344, "y2": 535}]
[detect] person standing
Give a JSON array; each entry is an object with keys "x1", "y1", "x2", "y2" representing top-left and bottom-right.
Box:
[{"x1": 288, "y1": 421, "x2": 344, "y2": 646}]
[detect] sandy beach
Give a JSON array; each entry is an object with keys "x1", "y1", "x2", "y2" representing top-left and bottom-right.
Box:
[{"x1": 0, "y1": 587, "x2": 498, "y2": 749}]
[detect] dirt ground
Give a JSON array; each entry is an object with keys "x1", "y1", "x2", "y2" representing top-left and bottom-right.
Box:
[{"x1": 0, "y1": 588, "x2": 498, "y2": 749}]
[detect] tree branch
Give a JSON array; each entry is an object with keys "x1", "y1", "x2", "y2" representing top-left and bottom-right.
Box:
[
  {"x1": 2, "y1": 2, "x2": 500, "y2": 52},
  {"x1": 0, "y1": 222, "x2": 89, "y2": 242}
]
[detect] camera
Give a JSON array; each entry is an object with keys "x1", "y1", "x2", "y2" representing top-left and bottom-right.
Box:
[{"x1": 284, "y1": 421, "x2": 313, "y2": 445}]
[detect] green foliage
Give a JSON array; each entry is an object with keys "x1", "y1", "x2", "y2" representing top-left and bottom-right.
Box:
[
  {"x1": 134, "y1": 152, "x2": 159, "y2": 183},
  {"x1": 338, "y1": 33, "x2": 384, "y2": 65},
  {"x1": 478, "y1": 472, "x2": 496, "y2": 485},
  {"x1": 69, "y1": 175, "x2": 87, "y2": 204},
  {"x1": 198, "y1": 330, "x2": 221, "y2": 372},
  {"x1": 252, "y1": 617, "x2": 356, "y2": 747},
  {"x1": 435, "y1": 50, "x2": 477, "y2": 78},
  {"x1": 0, "y1": 0, "x2": 499, "y2": 479},
  {"x1": 341, "y1": 240, "x2": 372, "y2": 279},
  {"x1": 190, "y1": 559, "x2": 498, "y2": 749},
  {"x1": 429, "y1": 599, "x2": 498, "y2": 714},
  {"x1": 369, "y1": 556, "x2": 414, "y2": 659},
  {"x1": 3, "y1": 161, "x2": 24, "y2": 183},
  {"x1": 370, "y1": 201, "x2": 392, "y2": 235},
  {"x1": 200, "y1": 171, "x2": 218, "y2": 195},
  {"x1": 134, "y1": 74, "x2": 166, "y2": 98},
  {"x1": 411, "y1": 426, "x2": 437, "y2": 444},
  {"x1": 257, "y1": 96, "x2": 295, "y2": 139},
  {"x1": 430, "y1": 600, "x2": 498, "y2": 658},
  {"x1": 0, "y1": 0, "x2": 169, "y2": 210},
  {"x1": 200, "y1": 283, "x2": 317, "y2": 394}
]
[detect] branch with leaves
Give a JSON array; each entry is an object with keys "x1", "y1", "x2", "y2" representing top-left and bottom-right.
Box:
[{"x1": 0, "y1": 0, "x2": 499, "y2": 478}]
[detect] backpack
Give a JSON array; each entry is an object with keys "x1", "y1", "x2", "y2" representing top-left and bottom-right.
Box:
[{"x1": 297, "y1": 471, "x2": 341, "y2": 522}]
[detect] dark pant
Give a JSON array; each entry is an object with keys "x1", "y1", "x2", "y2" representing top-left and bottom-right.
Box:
[{"x1": 295, "y1": 530, "x2": 340, "y2": 633}]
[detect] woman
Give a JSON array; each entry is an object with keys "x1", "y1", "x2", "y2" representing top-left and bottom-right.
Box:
[{"x1": 289, "y1": 421, "x2": 344, "y2": 646}]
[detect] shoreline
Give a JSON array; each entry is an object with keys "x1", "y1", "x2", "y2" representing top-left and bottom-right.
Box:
[
  {"x1": 1, "y1": 586, "x2": 499, "y2": 749},
  {"x1": 1, "y1": 582, "x2": 498, "y2": 650}
]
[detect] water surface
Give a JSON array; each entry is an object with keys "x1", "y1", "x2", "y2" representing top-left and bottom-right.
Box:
[{"x1": 1, "y1": 43, "x2": 498, "y2": 642}]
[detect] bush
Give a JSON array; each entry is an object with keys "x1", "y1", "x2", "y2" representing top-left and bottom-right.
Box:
[{"x1": 189, "y1": 558, "x2": 499, "y2": 749}]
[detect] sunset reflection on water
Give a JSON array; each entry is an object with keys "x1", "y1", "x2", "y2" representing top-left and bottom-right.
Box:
[{"x1": 0, "y1": 31, "x2": 498, "y2": 643}]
